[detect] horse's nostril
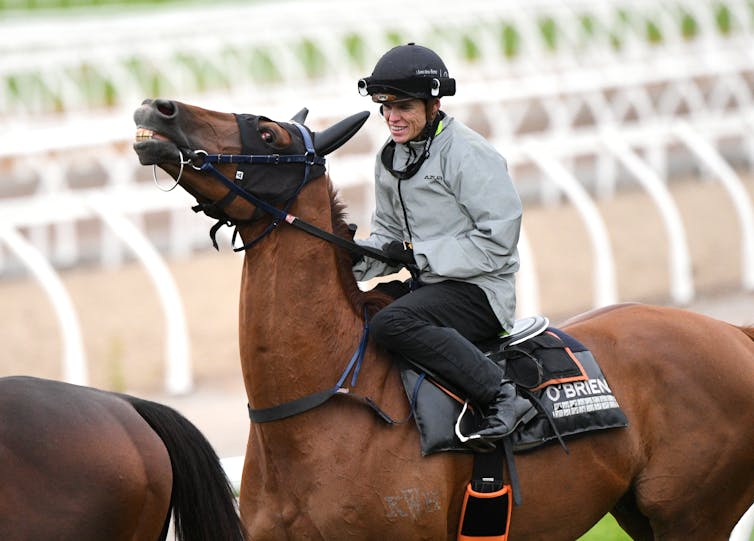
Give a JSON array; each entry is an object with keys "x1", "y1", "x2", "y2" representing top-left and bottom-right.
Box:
[{"x1": 155, "y1": 99, "x2": 177, "y2": 118}]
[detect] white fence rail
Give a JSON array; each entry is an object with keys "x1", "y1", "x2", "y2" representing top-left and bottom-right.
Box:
[{"x1": 0, "y1": 224, "x2": 87, "y2": 384}]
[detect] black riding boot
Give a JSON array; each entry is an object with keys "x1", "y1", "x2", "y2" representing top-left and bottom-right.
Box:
[{"x1": 465, "y1": 380, "x2": 533, "y2": 450}]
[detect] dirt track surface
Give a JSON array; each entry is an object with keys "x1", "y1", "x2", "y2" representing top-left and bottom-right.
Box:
[{"x1": 1, "y1": 175, "x2": 753, "y2": 457}]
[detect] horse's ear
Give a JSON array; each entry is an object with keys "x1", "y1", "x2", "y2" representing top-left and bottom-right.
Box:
[
  {"x1": 313, "y1": 111, "x2": 370, "y2": 156},
  {"x1": 291, "y1": 108, "x2": 309, "y2": 124}
]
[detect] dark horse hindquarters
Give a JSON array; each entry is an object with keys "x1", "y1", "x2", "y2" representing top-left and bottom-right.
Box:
[{"x1": 0, "y1": 376, "x2": 245, "y2": 541}]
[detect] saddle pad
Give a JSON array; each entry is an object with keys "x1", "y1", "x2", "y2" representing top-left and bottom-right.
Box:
[{"x1": 400, "y1": 328, "x2": 628, "y2": 456}]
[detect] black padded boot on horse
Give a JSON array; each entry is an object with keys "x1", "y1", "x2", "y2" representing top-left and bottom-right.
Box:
[{"x1": 465, "y1": 380, "x2": 533, "y2": 451}]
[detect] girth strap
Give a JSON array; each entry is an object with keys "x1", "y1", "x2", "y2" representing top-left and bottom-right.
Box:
[
  {"x1": 471, "y1": 444, "x2": 505, "y2": 493},
  {"x1": 459, "y1": 443, "x2": 515, "y2": 541}
]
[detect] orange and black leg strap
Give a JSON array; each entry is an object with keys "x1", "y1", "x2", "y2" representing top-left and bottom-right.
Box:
[{"x1": 457, "y1": 441, "x2": 515, "y2": 541}]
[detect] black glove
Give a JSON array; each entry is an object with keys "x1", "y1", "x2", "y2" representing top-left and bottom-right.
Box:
[
  {"x1": 349, "y1": 249, "x2": 364, "y2": 266},
  {"x1": 382, "y1": 240, "x2": 416, "y2": 265},
  {"x1": 346, "y1": 223, "x2": 364, "y2": 265}
]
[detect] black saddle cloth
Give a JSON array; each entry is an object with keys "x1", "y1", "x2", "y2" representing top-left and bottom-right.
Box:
[{"x1": 400, "y1": 326, "x2": 628, "y2": 455}]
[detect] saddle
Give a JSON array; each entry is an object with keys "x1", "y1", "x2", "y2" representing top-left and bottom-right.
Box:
[{"x1": 399, "y1": 316, "x2": 628, "y2": 456}]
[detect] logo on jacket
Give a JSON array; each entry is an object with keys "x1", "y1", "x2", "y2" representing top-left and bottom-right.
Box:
[{"x1": 424, "y1": 175, "x2": 443, "y2": 182}]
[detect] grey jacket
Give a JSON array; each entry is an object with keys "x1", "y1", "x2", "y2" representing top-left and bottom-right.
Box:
[{"x1": 353, "y1": 114, "x2": 522, "y2": 331}]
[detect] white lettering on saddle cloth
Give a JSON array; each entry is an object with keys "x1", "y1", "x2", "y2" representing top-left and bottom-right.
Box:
[{"x1": 545, "y1": 378, "x2": 619, "y2": 418}]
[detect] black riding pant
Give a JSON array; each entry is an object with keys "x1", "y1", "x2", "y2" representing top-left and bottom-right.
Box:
[{"x1": 370, "y1": 280, "x2": 504, "y2": 405}]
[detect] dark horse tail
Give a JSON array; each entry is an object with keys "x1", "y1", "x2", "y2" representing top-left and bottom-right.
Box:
[{"x1": 123, "y1": 396, "x2": 246, "y2": 541}]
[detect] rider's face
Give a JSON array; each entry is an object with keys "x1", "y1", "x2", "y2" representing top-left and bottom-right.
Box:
[{"x1": 381, "y1": 99, "x2": 438, "y2": 143}]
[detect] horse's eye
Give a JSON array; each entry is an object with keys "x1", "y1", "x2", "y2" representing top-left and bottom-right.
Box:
[{"x1": 260, "y1": 129, "x2": 275, "y2": 144}]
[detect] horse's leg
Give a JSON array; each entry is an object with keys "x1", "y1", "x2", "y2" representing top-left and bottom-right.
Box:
[{"x1": 112, "y1": 405, "x2": 175, "y2": 541}]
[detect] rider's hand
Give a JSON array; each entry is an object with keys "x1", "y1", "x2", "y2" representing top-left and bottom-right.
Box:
[{"x1": 382, "y1": 240, "x2": 416, "y2": 266}]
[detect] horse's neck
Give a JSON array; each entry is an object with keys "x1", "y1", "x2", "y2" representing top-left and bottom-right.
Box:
[{"x1": 235, "y1": 181, "x2": 376, "y2": 411}]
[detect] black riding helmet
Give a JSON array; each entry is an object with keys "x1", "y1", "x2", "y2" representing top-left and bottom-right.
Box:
[
  {"x1": 359, "y1": 43, "x2": 455, "y2": 180},
  {"x1": 358, "y1": 43, "x2": 456, "y2": 102}
]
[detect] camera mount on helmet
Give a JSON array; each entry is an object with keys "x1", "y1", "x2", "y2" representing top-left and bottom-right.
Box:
[{"x1": 357, "y1": 43, "x2": 456, "y2": 102}]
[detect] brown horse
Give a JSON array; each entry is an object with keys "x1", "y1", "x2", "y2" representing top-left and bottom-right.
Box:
[
  {"x1": 0, "y1": 375, "x2": 245, "y2": 541},
  {"x1": 133, "y1": 98, "x2": 754, "y2": 541}
]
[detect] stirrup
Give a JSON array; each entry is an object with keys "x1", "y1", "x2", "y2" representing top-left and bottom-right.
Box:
[
  {"x1": 455, "y1": 400, "x2": 537, "y2": 448},
  {"x1": 455, "y1": 401, "x2": 477, "y2": 444},
  {"x1": 455, "y1": 401, "x2": 496, "y2": 451}
]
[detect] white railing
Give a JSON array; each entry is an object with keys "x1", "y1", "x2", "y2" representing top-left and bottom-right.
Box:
[
  {"x1": 0, "y1": 225, "x2": 87, "y2": 384},
  {"x1": 0, "y1": 185, "x2": 199, "y2": 393},
  {"x1": 88, "y1": 193, "x2": 192, "y2": 394}
]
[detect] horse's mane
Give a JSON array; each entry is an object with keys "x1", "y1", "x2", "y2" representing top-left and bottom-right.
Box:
[{"x1": 327, "y1": 180, "x2": 393, "y2": 319}]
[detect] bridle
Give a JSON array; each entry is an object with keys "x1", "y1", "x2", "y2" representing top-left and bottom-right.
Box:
[
  {"x1": 167, "y1": 120, "x2": 394, "y2": 265},
  {"x1": 185, "y1": 121, "x2": 326, "y2": 251}
]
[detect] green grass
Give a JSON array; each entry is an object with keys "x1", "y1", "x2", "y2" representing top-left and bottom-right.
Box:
[
  {"x1": 578, "y1": 514, "x2": 631, "y2": 540},
  {"x1": 578, "y1": 513, "x2": 754, "y2": 541}
]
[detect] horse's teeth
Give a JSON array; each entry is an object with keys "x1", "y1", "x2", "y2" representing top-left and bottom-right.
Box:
[{"x1": 135, "y1": 128, "x2": 154, "y2": 141}]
